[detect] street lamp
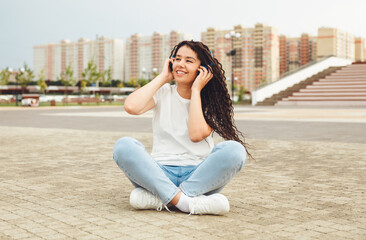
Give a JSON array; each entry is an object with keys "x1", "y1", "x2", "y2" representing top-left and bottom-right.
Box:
[
  {"x1": 17, "y1": 67, "x2": 25, "y2": 106},
  {"x1": 142, "y1": 67, "x2": 154, "y2": 81},
  {"x1": 250, "y1": 59, "x2": 255, "y2": 95},
  {"x1": 225, "y1": 31, "x2": 241, "y2": 101},
  {"x1": 8, "y1": 68, "x2": 17, "y2": 106}
]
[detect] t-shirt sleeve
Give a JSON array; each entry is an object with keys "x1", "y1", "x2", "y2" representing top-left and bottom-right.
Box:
[{"x1": 153, "y1": 83, "x2": 170, "y2": 105}]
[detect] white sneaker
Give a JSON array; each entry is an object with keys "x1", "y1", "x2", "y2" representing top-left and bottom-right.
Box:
[
  {"x1": 189, "y1": 193, "x2": 230, "y2": 215},
  {"x1": 129, "y1": 188, "x2": 164, "y2": 211}
]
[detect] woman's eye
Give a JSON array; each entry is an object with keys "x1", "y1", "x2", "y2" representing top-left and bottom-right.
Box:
[{"x1": 187, "y1": 60, "x2": 192, "y2": 63}]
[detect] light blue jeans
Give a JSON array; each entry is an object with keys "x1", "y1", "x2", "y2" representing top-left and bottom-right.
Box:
[{"x1": 113, "y1": 137, "x2": 246, "y2": 205}]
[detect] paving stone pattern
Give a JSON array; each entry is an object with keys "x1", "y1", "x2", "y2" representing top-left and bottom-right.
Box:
[{"x1": 0, "y1": 126, "x2": 365, "y2": 239}]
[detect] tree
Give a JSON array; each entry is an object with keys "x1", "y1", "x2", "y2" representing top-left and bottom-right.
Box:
[
  {"x1": 0, "y1": 68, "x2": 12, "y2": 95},
  {"x1": 100, "y1": 67, "x2": 112, "y2": 87},
  {"x1": 82, "y1": 59, "x2": 100, "y2": 87},
  {"x1": 126, "y1": 78, "x2": 139, "y2": 88},
  {"x1": 37, "y1": 68, "x2": 47, "y2": 94},
  {"x1": 80, "y1": 80, "x2": 87, "y2": 94},
  {"x1": 238, "y1": 86, "x2": 245, "y2": 103},
  {"x1": 58, "y1": 63, "x2": 77, "y2": 98},
  {"x1": 117, "y1": 81, "x2": 124, "y2": 88},
  {"x1": 15, "y1": 63, "x2": 34, "y2": 94},
  {"x1": 137, "y1": 78, "x2": 149, "y2": 87},
  {"x1": 0, "y1": 67, "x2": 12, "y2": 86}
]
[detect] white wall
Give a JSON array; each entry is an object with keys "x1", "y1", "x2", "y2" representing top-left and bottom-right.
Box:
[
  {"x1": 113, "y1": 39, "x2": 124, "y2": 81},
  {"x1": 33, "y1": 47, "x2": 47, "y2": 80}
]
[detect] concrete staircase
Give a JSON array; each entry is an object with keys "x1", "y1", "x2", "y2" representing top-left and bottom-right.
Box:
[
  {"x1": 256, "y1": 67, "x2": 341, "y2": 106},
  {"x1": 276, "y1": 63, "x2": 366, "y2": 106}
]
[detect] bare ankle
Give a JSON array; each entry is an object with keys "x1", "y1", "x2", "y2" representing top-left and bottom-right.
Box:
[{"x1": 169, "y1": 191, "x2": 181, "y2": 205}]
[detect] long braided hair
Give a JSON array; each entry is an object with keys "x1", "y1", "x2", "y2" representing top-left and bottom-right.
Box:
[{"x1": 170, "y1": 40, "x2": 251, "y2": 158}]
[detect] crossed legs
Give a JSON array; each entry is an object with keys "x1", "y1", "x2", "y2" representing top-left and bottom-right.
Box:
[{"x1": 113, "y1": 137, "x2": 246, "y2": 211}]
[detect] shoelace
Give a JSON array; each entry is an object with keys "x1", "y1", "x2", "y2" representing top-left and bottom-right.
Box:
[
  {"x1": 156, "y1": 205, "x2": 175, "y2": 213},
  {"x1": 188, "y1": 207, "x2": 194, "y2": 216},
  {"x1": 188, "y1": 201, "x2": 199, "y2": 216},
  {"x1": 188, "y1": 197, "x2": 210, "y2": 215},
  {"x1": 164, "y1": 205, "x2": 175, "y2": 213}
]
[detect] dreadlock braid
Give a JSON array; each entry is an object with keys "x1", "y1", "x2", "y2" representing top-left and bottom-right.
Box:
[{"x1": 170, "y1": 40, "x2": 252, "y2": 158}]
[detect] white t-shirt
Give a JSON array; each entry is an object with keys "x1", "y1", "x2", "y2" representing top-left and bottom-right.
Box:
[{"x1": 151, "y1": 84, "x2": 214, "y2": 166}]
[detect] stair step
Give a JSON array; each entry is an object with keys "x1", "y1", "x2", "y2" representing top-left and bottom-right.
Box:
[
  {"x1": 320, "y1": 78, "x2": 366, "y2": 82},
  {"x1": 284, "y1": 96, "x2": 366, "y2": 101},
  {"x1": 338, "y1": 67, "x2": 366, "y2": 70},
  {"x1": 335, "y1": 72, "x2": 366, "y2": 75},
  {"x1": 328, "y1": 72, "x2": 366, "y2": 74},
  {"x1": 300, "y1": 89, "x2": 366, "y2": 92},
  {"x1": 326, "y1": 75, "x2": 366, "y2": 77},
  {"x1": 276, "y1": 101, "x2": 366, "y2": 106},
  {"x1": 341, "y1": 64, "x2": 366, "y2": 66},
  {"x1": 313, "y1": 81, "x2": 366, "y2": 85},
  {"x1": 331, "y1": 75, "x2": 366, "y2": 78},
  {"x1": 293, "y1": 92, "x2": 366, "y2": 96},
  {"x1": 325, "y1": 74, "x2": 366, "y2": 79},
  {"x1": 333, "y1": 71, "x2": 366, "y2": 74},
  {"x1": 306, "y1": 85, "x2": 366, "y2": 89},
  {"x1": 341, "y1": 70, "x2": 366, "y2": 72},
  {"x1": 333, "y1": 69, "x2": 366, "y2": 74},
  {"x1": 340, "y1": 65, "x2": 366, "y2": 67}
]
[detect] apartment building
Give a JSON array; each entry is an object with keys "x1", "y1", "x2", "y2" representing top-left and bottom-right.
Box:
[
  {"x1": 355, "y1": 37, "x2": 366, "y2": 62},
  {"x1": 201, "y1": 23, "x2": 280, "y2": 92},
  {"x1": 124, "y1": 31, "x2": 192, "y2": 81},
  {"x1": 201, "y1": 27, "x2": 232, "y2": 85},
  {"x1": 33, "y1": 36, "x2": 124, "y2": 82},
  {"x1": 279, "y1": 34, "x2": 317, "y2": 76},
  {"x1": 317, "y1": 27, "x2": 355, "y2": 60}
]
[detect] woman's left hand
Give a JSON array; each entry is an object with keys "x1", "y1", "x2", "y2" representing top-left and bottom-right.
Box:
[{"x1": 192, "y1": 66, "x2": 213, "y2": 92}]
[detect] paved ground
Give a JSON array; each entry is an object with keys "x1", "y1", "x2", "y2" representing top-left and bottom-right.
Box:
[
  {"x1": 1, "y1": 106, "x2": 366, "y2": 143},
  {"x1": 0, "y1": 106, "x2": 366, "y2": 239}
]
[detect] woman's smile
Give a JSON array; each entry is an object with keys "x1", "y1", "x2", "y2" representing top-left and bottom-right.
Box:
[{"x1": 176, "y1": 70, "x2": 187, "y2": 76}]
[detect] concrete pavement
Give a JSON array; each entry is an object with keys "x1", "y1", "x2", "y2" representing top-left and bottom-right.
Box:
[
  {"x1": 1, "y1": 106, "x2": 366, "y2": 143},
  {"x1": 0, "y1": 106, "x2": 365, "y2": 239}
]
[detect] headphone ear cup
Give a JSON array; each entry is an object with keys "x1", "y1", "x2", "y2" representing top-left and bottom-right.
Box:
[
  {"x1": 209, "y1": 50, "x2": 214, "y2": 68},
  {"x1": 169, "y1": 54, "x2": 175, "y2": 72}
]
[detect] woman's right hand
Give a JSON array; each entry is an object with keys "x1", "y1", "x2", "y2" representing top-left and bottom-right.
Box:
[{"x1": 160, "y1": 58, "x2": 174, "y2": 83}]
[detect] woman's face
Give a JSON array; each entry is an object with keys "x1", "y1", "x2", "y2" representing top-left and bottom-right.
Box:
[{"x1": 172, "y1": 46, "x2": 201, "y2": 84}]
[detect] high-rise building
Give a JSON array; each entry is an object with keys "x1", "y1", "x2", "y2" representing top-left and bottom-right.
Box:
[
  {"x1": 124, "y1": 31, "x2": 192, "y2": 81},
  {"x1": 300, "y1": 34, "x2": 317, "y2": 66},
  {"x1": 355, "y1": 37, "x2": 366, "y2": 62},
  {"x1": 279, "y1": 34, "x2": 317, "y2": 76},
  {"x1": 202, "y1": 23, "x2": 279, "y2": 92},
  {"x1": 288, "y1": 37, "x2": 301, "y2": 72},
  {"x1": 201, "y1": 27, "x2": 232, "y2": 89},
  {"x1": 33, "y1": 36, "x2": 124, "y2": 82},
  {"x1": 279, "y1": 35, "x2": 287, "y2": 76},
  {"x1": 317, "y1": 27, "x2": 355, "y2": 60}
]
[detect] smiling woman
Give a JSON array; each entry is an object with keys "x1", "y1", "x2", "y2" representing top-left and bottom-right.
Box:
[{"x1": 113, "y1": 40, "x2": 250, "y2": 216}]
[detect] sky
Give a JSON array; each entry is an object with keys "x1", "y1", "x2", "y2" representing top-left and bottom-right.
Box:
[{"x1": 1, "y1": 0, "x2": 366, "y2": 70}]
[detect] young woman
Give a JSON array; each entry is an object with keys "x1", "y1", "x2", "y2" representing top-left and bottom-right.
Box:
[{"x1": 113, "y1": 40, "x2": 249, "y2": 215}]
